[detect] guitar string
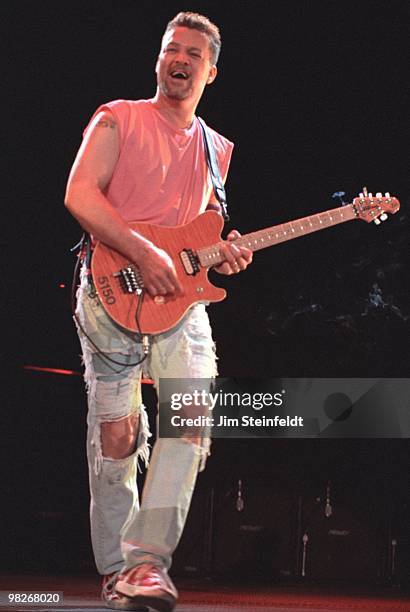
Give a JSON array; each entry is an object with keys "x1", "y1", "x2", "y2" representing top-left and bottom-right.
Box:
[
  {"x1": 70, "y1": 198, "x2": 390, "y2": 370},
  {"x1": 71, "y1": 240, "x2": 148, "y2": 370}
]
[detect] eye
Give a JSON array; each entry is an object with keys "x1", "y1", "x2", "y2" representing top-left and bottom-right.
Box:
[{"x1": 190, "y1": 52, "x2": 201, "y2": 58}]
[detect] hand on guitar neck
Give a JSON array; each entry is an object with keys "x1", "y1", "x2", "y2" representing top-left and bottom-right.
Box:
[
  {"x1": 212, "y1": 229, "x2": 253, "y2": 276},
  {"x1": 91, "y1": 191, "x2": 400, "y2": 335},
  {"x1": 136, "y1": 227, "x2": 252, "y2": 298}
]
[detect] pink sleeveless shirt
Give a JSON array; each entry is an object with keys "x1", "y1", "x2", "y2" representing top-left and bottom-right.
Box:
[{"x1": 84, "y1": 99, "x2": 234, "y2": 226}]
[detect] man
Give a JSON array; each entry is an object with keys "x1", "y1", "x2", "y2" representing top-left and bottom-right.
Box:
[{"x1": 65, "y1": 12, "x2": 252, "y2": 612}]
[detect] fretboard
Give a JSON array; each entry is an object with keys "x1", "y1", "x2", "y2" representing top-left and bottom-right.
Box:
[{"x1": 197, "y1": 204, "x2": 356, "y2": 268}]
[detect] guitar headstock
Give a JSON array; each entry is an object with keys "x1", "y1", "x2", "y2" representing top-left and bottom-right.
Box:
[{"x1": 353, "y1": 190, "x2": 400, "y2": 224}]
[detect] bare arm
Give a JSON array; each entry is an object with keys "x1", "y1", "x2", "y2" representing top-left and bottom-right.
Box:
[{"x1": 65, "y1": 111, "x2": 182, "y2": 296}]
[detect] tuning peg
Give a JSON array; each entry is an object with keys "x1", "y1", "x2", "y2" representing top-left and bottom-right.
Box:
[
  {"x1": 368, "y1": 192, "x2": 373, "y2": 198},
  {"x1": 385, "y1": 192, "x2": 391, "y2": 198},
  {"x1": 373, "y1": 218, "x2": 381, "y2": 226},
  {"x1": 380, "y1": 213, "x2": 388, "y2": 221},
  {"x1": 376, "y1": 192, "x2": 382, "y2": 198}
]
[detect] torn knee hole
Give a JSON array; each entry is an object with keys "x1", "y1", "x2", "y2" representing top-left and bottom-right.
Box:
[{"x1": 101, "y1": 414, "x2": 140, "y2": 460}]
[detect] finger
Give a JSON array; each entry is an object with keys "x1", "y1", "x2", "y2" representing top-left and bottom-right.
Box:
[
  {"x1": 146, "y1": 273, "x2": 175, "y2": 296},
  {"x1": 147, "y1": 272, "x2": 172, "y2": 294},
  {"x1": 218, "y1": 244, "x2": 234, "y2": 265},
  {"x1": 148, "y1": 262, "x2": 181, "y2": 294},
  {"x1": 226, "y1": 256, "x2": 250, "y2": 274},
  {"x1": 227, "y1": 260, "x2": 242, "y2": 274},
  {"x1": 226, "y1": 229, "x2": 241, "y2": 241},
  {"x1": 168, "y1": 269, "x2": 184, "y2": 295},
  {"x1": 146, "y1": 283, "x2": 159, "y2": 296},
  {"x1": 234, "y1": 245, "x2": 252, "y2": 262},
  {"x1": 220, "y1": 242, "x2": 241, "y2": 264},
  {"x1": 156, "y1": 284, "x2": 169, "y2": 295},
  {"x1": 215, "y1": 262, "x2": 235, "y2": 275},
  {"x1": 238, "y1": 247, "x2": 253, "y2": 263},
  {"x1": 235, "y1": 256, "x2": 249, "y2": 271}
]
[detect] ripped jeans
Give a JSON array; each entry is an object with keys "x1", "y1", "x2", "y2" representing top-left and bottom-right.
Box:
[{"x1": 75, "y1": 271, "x2": 217, "y2": 575}]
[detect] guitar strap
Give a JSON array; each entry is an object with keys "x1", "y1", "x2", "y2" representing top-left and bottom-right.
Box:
[
  {"x1": 197, "y1": 116, "x2": 230, "y2": 222},
  {"x1": 72, "y1": 117, "x2": 230, "y2": 308}
]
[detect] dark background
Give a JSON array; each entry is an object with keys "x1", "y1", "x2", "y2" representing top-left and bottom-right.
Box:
[{"x1": 2, "y1": 0, "x2": 409, "y2": 584}]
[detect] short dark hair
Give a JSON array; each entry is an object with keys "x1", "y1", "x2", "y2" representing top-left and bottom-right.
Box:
[{"x1": 164, "y1": 12, "x2": 221, "y2": 65}]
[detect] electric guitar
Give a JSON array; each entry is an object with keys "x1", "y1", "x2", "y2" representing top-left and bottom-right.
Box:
[{"x1": 91, "y1": 192, "x2": 400, "y2": 335}]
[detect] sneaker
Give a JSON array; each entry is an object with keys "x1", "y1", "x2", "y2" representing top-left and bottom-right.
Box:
[
  {"x1": 102, "y1": 572, "x2": 149, "y2": 611},
  {"x1": 116, "y1": 564, "x2": 178, "y2": 612}
]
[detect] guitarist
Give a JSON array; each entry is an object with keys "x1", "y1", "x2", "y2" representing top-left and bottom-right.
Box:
[{"x1": 65, "y1": 12, "x2": 252, "y2": 612}]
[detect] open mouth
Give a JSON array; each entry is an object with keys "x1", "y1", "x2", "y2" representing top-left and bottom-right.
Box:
[{"x1": 170, "y1": 70, "x2": 189, "y2": 80}]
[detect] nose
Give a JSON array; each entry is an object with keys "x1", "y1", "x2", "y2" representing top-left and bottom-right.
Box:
[{"x1": 173, "y1": 50, "x2": 189, "y2": 64}]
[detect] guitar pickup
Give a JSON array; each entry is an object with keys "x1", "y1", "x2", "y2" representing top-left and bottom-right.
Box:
[
  {"x1": 114, "y1": 265, "x2": 144, "y2": 294},
  {"x1": 180, "y1": 249, "x2": 200, "y2": 275}
]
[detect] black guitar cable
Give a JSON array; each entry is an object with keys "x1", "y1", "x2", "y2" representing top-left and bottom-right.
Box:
[{"x1": 70, "y1": 233, "x2": 149, "y2": 370}]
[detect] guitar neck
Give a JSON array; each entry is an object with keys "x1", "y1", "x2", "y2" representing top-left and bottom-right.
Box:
[{"x1": 197, "y1": 203, "x2": 357, "y2": 267}]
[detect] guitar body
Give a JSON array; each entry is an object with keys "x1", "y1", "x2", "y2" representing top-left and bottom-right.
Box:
[
  {"x1": 91, "y1": 211, "x2": 227, "y2": 335},
  {"x1": 91, "y1": 192, "x2": 400, "y2": 336}
]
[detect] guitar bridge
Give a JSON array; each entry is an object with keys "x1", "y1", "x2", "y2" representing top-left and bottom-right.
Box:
[
  {"x1": 180, "y1": 249, "x2": 200, "y2": 276},
  {"x1": 114, "y1": 265, "x2": 144, "y2": 294}
]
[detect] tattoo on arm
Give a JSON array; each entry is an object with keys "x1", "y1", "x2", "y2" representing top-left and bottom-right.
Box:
[{"x1": 96, "y1": 119, "x2": 117, "y2": 129}]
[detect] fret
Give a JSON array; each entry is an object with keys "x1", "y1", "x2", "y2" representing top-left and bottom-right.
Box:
[
  {"x1": 197, "y1": 204, "x2": 356, "y2": 268},
  {"x1": 92, "y1": 193, "x2": 398, "y2": 335}
]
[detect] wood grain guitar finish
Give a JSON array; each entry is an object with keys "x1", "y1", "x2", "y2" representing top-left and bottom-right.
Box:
[{"x1": 91, "y1": 192, "x2": 400, "y2": 335}]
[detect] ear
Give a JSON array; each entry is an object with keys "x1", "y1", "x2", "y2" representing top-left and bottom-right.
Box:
[{"x1": 206, "y1": 65, "x2": 217, "y2": 85}]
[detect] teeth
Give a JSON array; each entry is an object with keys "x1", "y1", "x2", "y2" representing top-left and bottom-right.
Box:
[{"x1": 171, "y1": 71, "x2": 187, "y2": 78}]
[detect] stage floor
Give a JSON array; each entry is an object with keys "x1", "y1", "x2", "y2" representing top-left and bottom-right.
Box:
[{"x1": 0, "y1": 574, "x2": 409, "y2": 612}]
